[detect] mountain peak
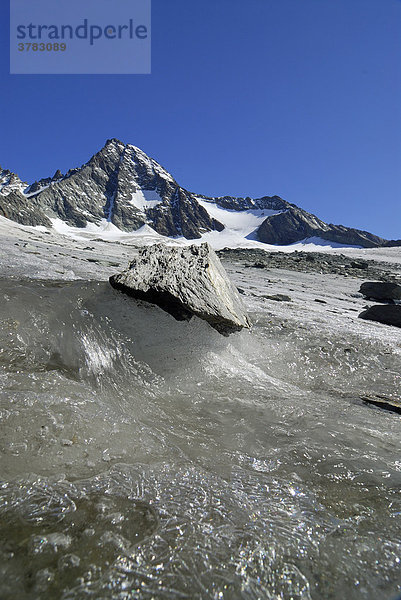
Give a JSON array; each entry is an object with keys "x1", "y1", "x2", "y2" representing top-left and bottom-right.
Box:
[
  {"x1": 0, "y1": 140, "x2": 395, "y2": 248},
  {"x1": 0, "y1": 167, "x2": 27, "y2": 196},
  {"x1": 52, "y1": 169, "x2": 63, "y2": 181},
  {"x1": 105, "y1": 137, "x2": 125, "y2": 146},
  {"x1": 103, "y1": 138, "x2": 127, "y2": 155}
]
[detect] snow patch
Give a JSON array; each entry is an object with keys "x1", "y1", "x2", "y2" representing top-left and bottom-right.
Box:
[
  {"x1": 50, "y1": 218, "x2": 171, "y2": 246},
  {"x1": 24, "y1": 184, "x2": 51, "y2": 198},
  {"x1": 51, "y1": 218, "x2": 125, "y2": 241},
  {"x1": 130, "y1": 189, "x2": 163, "y2": 211},
  {"x1": 196, "y1": 198, "x2": 280, "y2": 239}
]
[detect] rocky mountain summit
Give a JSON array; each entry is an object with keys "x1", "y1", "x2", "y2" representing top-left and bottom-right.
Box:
[{"x1": 0, "y1": 139, "x2": 397, "y2": 248}]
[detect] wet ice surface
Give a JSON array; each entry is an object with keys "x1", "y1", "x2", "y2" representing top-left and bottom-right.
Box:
[{"x1": 0, "y1": 222, "x2": 401, "y2": 599}]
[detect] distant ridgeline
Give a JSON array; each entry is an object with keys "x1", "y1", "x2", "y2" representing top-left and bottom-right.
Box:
[{"x1": 0, "y1": 138, "x2": 398, "y2": 248}]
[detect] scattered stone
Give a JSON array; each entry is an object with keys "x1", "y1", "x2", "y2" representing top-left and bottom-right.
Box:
[
  {"x1": 263, "y1": 294, "x2": 292, "y2": 302},
  {"x1": 218, "y1": 248, "x2": 400, "y2": 281},
  {"x1": 351, "y1": 261, "x2": 368, "y2": 269},
  {"x1": 359, "y1": 281, "x2": 401, "y2": 303},
  {"x1": 253, "y1": 262, "x2": 266, "y2": 268},
  {"x1": 358, "y1": 304, "x2": 401, "y2": 328},
  {"x1": 110, "y1": 243, "x2": 251, "y2": 335},
  {"x1": 61, "y1": 439, "x2": 73, "y2": 446}
]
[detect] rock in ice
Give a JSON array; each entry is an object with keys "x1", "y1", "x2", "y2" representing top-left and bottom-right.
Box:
[
  {"x1": 358, "y1": 304, "x2": 401, "y2": 328},
  {"x1": 109, "y1": 243, "x2": 251, "y2": 335},
  {"x1": 359, "y1": 281, "x2": 401, "y2": 303}
]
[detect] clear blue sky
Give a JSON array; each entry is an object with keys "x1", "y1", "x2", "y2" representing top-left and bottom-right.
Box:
[{"x1": 1, "y1": 0, "x2": 400, "y2": 239}]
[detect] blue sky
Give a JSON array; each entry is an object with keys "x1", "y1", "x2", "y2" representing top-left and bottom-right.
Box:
[{"x1": 0, "y1": 0, "x2": 400, "y2": 239}]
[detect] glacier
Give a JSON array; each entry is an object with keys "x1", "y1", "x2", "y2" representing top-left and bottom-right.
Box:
[{"x1": 0, "y1": 216, "x2": 400, "y2": 599}]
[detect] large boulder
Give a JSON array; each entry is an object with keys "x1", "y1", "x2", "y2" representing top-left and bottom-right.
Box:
[
  {"x1": 358, "y1": 305, "x2": 401, "y2": 328},
  {"x1": 359, "y1": 281, "x2": 401, "y2": 303},
  {"x1": 109, "y1": 243, "x2": 251, "y2": 334}
]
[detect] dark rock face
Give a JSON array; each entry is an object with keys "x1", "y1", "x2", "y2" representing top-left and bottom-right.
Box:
[
  {"x1": 148, "y1": 188, "x2": 223, "y2": 239},
  {"x1": 320, "y1": 226, "x2": 384, "y2": 248},
  {"x1": 109, "y1": 243, "x2": 251, "y2": 334},
  {"x1": 24, "y1": 170, "x2": 65, "y2": 196},
  {"x1": 358, "y1": 305, "x2": 401, "y2": 328},
  {"x1": 0, "y1": 190, "x2": 51, "y2": 227},
  {"x1": 257, "y1": 206, "x2": 386, "y2": 249},
  {"x1": 359, "y1": 282, "x2": 401, "y2": 303},
  {"x1": 382, "y1": 239, "x2": 401, "y2": 247},
  {"x1": 204, "y1": 195, "x2": 290, "y2": 212},
  {"x1": 257, "y1": 207, "x2": 323, "y2": 245}
]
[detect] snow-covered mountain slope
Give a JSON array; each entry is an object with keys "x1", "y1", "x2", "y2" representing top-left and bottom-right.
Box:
[
  {"x1": 0, "y1": 139, "x2": 397, "y2": 248},
  {"x1": 196, "y1": 198, "x2": 282, "y2": 240}
]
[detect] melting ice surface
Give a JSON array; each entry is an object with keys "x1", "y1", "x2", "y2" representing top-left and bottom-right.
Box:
[{"x1": 0, "y1": 278, "x2": 400, "y2": 600}]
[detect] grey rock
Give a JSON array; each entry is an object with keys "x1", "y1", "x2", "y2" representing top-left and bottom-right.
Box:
[
  {"x1": 350, "y1": 261, "x2": 368, "y2": 270},
  {"x1": 358, "y1": 305, "x2": 401, "y2": 328},
  {"x1": 263, "y1": 294, "x2": 292, "y2": 302},
  {"x1": 198, "y1": 194, "x2": 289, "y2": 212},
  {"x1": 0, "y1": 190, "x2": 51, "y2": 227},
  {"x1": 359, "y1": 281, "x2": 401, "y2": 302},
  {"x1": 109, "y1": 243, "x2": 251, "y2": 334}
]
